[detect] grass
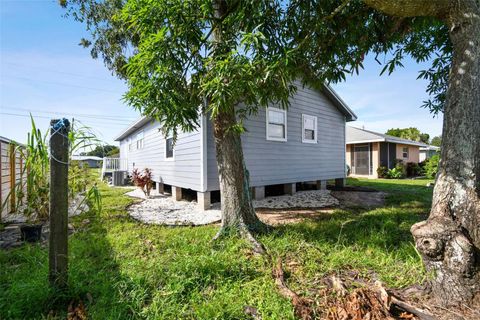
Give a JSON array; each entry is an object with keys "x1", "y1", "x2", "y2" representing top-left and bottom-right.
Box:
[{"x1": 0, "y1": 177, "x2": 434, "y2": 319}]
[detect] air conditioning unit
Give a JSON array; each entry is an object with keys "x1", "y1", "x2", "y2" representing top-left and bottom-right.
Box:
[{"x1": 112, "y1": 171, "x2": 126, "y2": 186}]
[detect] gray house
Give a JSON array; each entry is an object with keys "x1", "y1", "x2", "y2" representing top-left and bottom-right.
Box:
[
  {"x1": 114, "y1": 81, "x2": 357, "y2": 209},
  {"x1": 72, "y1": 155, "x2": 103, "y2": 168}
]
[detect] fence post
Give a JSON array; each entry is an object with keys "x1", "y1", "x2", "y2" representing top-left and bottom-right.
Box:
[{"x1": 49, "y1": 118, "x2": 70, "y2": 289}]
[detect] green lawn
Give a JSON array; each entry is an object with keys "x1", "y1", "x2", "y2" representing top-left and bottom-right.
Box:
[{"x1": 0, "y1": 178, "x2": 433, "y2": 319}]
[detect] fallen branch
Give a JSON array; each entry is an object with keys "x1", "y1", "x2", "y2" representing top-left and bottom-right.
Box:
[{"x1": 375, "y1": 280, "x2": 436, "y2": 320}]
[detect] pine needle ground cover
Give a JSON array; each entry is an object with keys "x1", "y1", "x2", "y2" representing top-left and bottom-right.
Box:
[{"x1": 0, "y1": 177, "x2": 433, "y2": 319}]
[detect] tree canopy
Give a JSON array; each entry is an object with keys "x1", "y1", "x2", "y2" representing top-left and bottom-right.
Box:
[
  {"x1": 80, "y1": 145, "x2": 119, "y2": 157},
  {"x1": 430, "y1": 135, "x2": 442, "y2": 147},
  {"x1": 62, "y1": 0, "x2": 451, "y2": 133},
  {"x1": 385, "y1": 127, "x2": 430, "y2": 143}
]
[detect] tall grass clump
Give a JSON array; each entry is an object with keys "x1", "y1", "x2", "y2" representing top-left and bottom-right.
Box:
[{"x1": 1, "y1": 116, "x2": 102, "y2": 222}]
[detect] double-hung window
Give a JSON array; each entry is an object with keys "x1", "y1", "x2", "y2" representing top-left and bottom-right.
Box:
[
  {"x1": 128, "y1": 139, "x2": 133, "y2": 152},
  {"x1": 266, "y1": 107, "x2": 287, "y2": 141},
  {"x1": 302, "y1": 114, "x2": 317, "y2": 143},
  {"x1": 402, "y1": 147, "x2": 409, "y2": 159},
  {"x1": 165, "y1": 136, "x2": 174, "y2": 159},
  {"x1": 136, "y1": 131, "x2": 144, "y2": 149}
]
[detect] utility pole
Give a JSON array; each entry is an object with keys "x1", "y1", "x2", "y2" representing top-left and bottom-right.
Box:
[{"x1": 49, "y1": 118, "x2": 70, "y2": 289}]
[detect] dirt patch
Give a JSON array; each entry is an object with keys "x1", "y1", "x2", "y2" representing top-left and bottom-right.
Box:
[
  {"x1": 331, "y1": 191, "x2": 386, "y2": 208},
  {"x1": 257, "y1": 208, "x2": 334, "y2": 225}
]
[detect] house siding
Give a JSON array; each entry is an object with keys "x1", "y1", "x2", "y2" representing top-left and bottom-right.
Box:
[
  {"x1": 119, "y1": 120, "x2": 202, "y2": 191},
  {"x1": 206, "y1": 81, "x2": 346, "y2": 191},
  {"x1": 396, "y1": 144, "x2": 420, "y2": 163}
]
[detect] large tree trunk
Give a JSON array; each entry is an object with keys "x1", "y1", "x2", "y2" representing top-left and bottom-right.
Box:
[
  {"x1": 364, "y1": 0, "x2": 480, "y2": 306},
  {"x1": 210, "y1": 0, "x2": 267, "y2": 252},
  {"x1": 212, "y1": 109, "x2": 267, "y2": 241},
  {"x1": 411, "y1": 0, "x2": 480, "y2": 306}
]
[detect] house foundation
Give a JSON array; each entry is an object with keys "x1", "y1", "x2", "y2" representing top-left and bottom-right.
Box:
[
  {"x1": 197, "y1": 191, "x2": 211, "y2": 210},
  {"x1": 316, "y1": 180, "x2": 327, "y2": 190},
  {"x1": 284, "y1": 183, "x2": 296, "y2": 195},
  {"x1": 156, "y1": 182, "x2": 164, "y2": 194},
  {"x1": 252, "y1": 186, "x2": 265, "y2": 200},
  {"x1": 172, "y1": 186, "x2": 182, "y2": 201},
  {"x1": 335, "y1": 178, "x2": 346, "y2": 188}
]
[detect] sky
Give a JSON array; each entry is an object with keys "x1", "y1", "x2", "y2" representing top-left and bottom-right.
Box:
[{"x1": 0, "y1": 0, "x2": 443, "y2": 146}]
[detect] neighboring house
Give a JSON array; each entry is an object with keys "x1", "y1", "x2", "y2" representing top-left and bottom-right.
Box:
[
  {"x1": 419, "y1": 145, "x2": 440, "y2": 162},
  {"x1": 72, "y1": 155, "x2": 103, "y2": 168},
  {"x1": 113, "y1": 81, "x2": 357, "y2": 209},
  {"x1": 346, "y1": 126, "x2": 427, "y2": 178}
]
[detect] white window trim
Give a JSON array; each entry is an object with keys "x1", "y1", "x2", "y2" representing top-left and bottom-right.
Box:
[
  {"x1": 266, "y1": 107, "x2": 287, "y2": 142},
  {"x1": 165, "y1": 136, "x2": 175, "y2": 161},
  {"x1": 136, "y1": 131, "x2": 144, "y2": 150},
  {"x1": 402, "y1": 147, "x2": 409, "y2": 159},
  {"x1": 302, "y1": 114, "x2": 318, "y2": 144}
]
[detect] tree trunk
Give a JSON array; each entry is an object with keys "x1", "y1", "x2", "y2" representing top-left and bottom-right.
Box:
[
  {"x1": 212, "y1": 109, "x2": 267, "y2": 237},
  {"x1": 210, "y1": 0, "x2": 267, "y2": 252},
  {"x1": 363, "y1": 0, "x2": 480, "y2": 306},
  {"x1": 411, "y1": 0, "x2": 480, "y2": 306}
]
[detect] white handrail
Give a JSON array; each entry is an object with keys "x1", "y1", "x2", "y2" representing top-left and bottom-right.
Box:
[{"x1": 100, "y1": 157, "x2": 128, "y2": 179}]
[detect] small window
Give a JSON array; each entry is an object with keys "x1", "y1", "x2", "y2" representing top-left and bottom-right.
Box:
[
  {"x1": 136, "y1": 131, "x2": 144, "y2": 150},
  {"x1": 165, "y1": 137, "x2": 174, "y2": 159},
  {"x1": 266, "y1": 107, "x2": 287, "y2": 141},
  {"x1": 302, "y1": 114, "x2": 317, "y2": 143},
  {"x1": 402, "y1": 147, "x2": 409, "y2": 159}
]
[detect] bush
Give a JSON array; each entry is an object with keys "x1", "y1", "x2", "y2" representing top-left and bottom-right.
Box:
[
  {"x1": 131, "y1": 168, "x2": 154, "y2": 196},
  {"x1": 377, "y1": 166, "x2": 388, "y2": 178},
  {"x1": 406, "y1": 162, "x2": 422, "y2": 177},
  {"x1": 387, "y1": 165, "x2": 406, "y2": 179},
  {"x1": 425, "y1": 154, "x2": 440, "y2": 179}
]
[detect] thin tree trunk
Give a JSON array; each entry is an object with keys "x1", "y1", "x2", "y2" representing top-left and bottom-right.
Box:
[
  {"x1": 363, "y1": 0, "x2": 480, "y2": 306},
  {"x1": 210, "y1": 0, "x2": 267, "y2": 252},
  {"x1": 411, "y1": 0, "x2": 480, "y2": 306}
]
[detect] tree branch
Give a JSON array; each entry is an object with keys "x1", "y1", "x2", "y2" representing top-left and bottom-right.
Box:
[{"x1": 362, "y1": 0, "x2": 450, "y2": 18}]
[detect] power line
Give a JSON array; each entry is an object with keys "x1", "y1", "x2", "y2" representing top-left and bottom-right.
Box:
[
  {"x1": 6, "y1": 75, "x2": 125, "y2": 94},
  {"x1": 3, "y1": 62, "x2": 117, "y2": 82},
  {"x1": 0, "y1": 112, "x2": 129, "y2": 127},
  {"x1": 1, "y1": 106, "x2": 137, "y2": 122}
]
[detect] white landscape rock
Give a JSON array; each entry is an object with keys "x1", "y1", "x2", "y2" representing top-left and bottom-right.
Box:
[{"x1": 126, "y1": 188, "x2": 339, "y2": 226}]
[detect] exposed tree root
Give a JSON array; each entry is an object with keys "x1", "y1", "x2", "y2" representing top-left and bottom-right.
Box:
[
  {"x1": 273, "y1": 257, "x2": 313, "y2": 320},
  {"x1": 212, "y1": 222, "x2": 268, "y2": 255}
]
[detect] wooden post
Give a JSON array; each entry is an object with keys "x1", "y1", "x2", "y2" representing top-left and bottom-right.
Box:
[{"x1": 49, "y1": 118, "x2": 70, "y2": 289}]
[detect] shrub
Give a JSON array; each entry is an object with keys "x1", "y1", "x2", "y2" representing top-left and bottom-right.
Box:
[
  {"x1": 387, "y1": 166, "x2": 406, "y2": 179},
  {"x1": 425, "y1": 154, "x2": 440, "y2": 179},
  {"x1": 131, "y1": 168, "x2": 153, "y2": 196},
  {"x1": 406, "y1": 162, "x2": 422, "y2": 177},
  {"x1": 377, "y1": 166, "x2": 388, "y2": 178}
]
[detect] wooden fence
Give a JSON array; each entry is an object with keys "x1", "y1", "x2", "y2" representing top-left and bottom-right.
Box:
[{"x1": 0, "y1": 137, "x2": 25, "y2": 221}]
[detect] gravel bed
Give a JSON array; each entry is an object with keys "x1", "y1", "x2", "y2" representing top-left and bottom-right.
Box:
[{"x1": 126, "y1": 188, "x2": 338, "y2": 226}]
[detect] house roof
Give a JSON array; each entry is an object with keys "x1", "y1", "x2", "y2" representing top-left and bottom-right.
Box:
[
  {"x1": 71, "y1": 155, "x2": 103, "y2": 161},
  {"x1": 346, "y1": 126, "x2": 428, "y2": 147},
  {"x1": 114, "y1": 117, "x2": 151, "y2": 141},
  {"x1": 420, "y1": 145, "x2": 440, "y2": 151},
  {"x1": 114, "y1": 84, "x2": 357, "y2": 141},
  {"x1": 321, "y1": 84, "x2": 357, "y2": 121}
]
